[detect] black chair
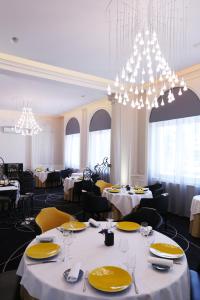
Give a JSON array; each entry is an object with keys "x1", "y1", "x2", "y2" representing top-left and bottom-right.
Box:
[
  {"x1": 122, "y1": 207, "x2": 163, "y2": 230},
  {"x1": 190, "y1": 269, "x2": 200, "y2": 300},
  {"x1": 82, "y1": 191, "x2": 112, "y2": 220},
  {"x1": 60, "y1": 168, "x2": 73, "y2": 180},
  {"x1": 73, "y1": 181, "x2": 84, "y2": 202},
  {"x1": 0, "y1": 270, "x2": 21, "y2": 300},
  {"x1": 146, "y1": 183, "x2": 164, "y2": 197},
  {"x1": 18, "y1": 171, "x2": 34, "y2": 194},
  {"x1": 138, "y1": 193, "x2": 169, "y2": 228},
  {"x1": 45, "y1": 171, "x2": 61, "y2": 188},
  {"x1": 91, "y1": 173, "x2": 100, "y2": 184}
]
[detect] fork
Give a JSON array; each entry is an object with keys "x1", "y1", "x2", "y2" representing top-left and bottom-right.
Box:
[
  {"x1": 83, "y1": 270, "x2": 88, "y2": 292},
  {"x1": 132, "y1": 271, "x2": 139, "y2": 294}
]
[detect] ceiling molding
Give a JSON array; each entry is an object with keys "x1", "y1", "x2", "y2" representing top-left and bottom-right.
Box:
[{"x1": 0, "y1": 52, "x2": 114, "y2": 91}]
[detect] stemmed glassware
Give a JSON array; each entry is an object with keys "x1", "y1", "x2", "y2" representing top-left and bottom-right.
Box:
[{"x1": 62, "y1": 229, "x2": 73, "y2": 268}]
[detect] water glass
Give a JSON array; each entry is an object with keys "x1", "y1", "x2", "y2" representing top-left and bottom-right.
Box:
[
  {"x1": 140, "y1": 222, "x2": 149, "y2": 236},
  {"x1": 119, "y1": 237, "x2": 129, "y2": 253}
]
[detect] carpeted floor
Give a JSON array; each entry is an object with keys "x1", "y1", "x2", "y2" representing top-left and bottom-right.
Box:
[{"x1": 0, "y1": 188, "x2": 199, "y2": 273}]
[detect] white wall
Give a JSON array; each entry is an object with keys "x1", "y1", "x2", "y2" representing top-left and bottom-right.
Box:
[
  {"x1": 0, "y1": 110, "x2": 64, "y2": 170},
  {"x1": 63, "y1": 97, "x2": 111, "y2": 170}
]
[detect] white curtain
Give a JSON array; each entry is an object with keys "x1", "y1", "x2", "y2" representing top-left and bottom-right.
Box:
[
  {"x1": 88, "y1": 129, "x2": 111, "y2": 169},
  {"x1": 65, "y1": 133, "x2": 80, "y2": 169},
  {"x1": 32, "y1": 130, "x2": 54, "y2": 169},
  {"x1": 149, "y1": 116, "x2": 200, "y2": 216}
]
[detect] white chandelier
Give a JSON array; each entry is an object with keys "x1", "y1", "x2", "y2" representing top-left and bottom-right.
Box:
[
  {"x1": 15, "y1": 107, "x2": 42, "y2": 136},
  {"x1": 107, "y1": 30, "x2": 187, "y2": 109},
  {"x1": 106, "y1": 0, "x2": 188, "y2": 109}
]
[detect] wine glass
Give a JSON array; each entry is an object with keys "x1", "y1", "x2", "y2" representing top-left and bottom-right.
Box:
[
  {"x1": 140, "y1": 222, "x2": 149, "y2": 236},
  {"x1": 62, "y1": 230, "x2": 73, "y2": 268},
  {"x1": 106, "y1": 218, "x2": 114, "y2": 230},
  {"x1": 119, "y1": 237, "x2": 129, "y2": 253}
]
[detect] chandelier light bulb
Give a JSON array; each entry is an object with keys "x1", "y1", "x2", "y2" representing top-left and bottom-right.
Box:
[
  {"x1": 178, "y1": 88, "x2": 183, "y2": 96},
  {"x1": 114, "y1": 93, "x2": 118, "y2": 100},
  {"x1": 107, "y1": 85, "x2": 111, "y2": 95},
  {"x1": 131, "y1": 100, "x2": 135, "y2": 108},
  {"x1": 183, "y1": 85, "x2": 188, "y2": 91},
  {"x1": 118, "y1": 94, "x2": 122, "y2": 103},
  {"x1": 135, "y1": 86, "x2": 139, "y2": 95},
  {"x1": 161, "y1": 98, "x2": 165, "y2": 106}
]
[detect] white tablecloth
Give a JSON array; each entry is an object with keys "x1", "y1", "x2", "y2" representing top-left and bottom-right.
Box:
[
  {"x1": 102, "y1": 189, "x2": 153, "y2": 216},
  {"x1": 63, "y1": 177, "x2": 82, "y2": 194},
  {"x1": 17, "y1": 224, "x2": 190, "y2": 300},
  {"x1": 34, "y1": 172, "x2": 50, "y2": 183},
  {"x1": 190, "y1": 195, "x2": 200, "y2": 221},
  {"x1": 0, "y1": 181, "x2": 20, "y2": 205}
]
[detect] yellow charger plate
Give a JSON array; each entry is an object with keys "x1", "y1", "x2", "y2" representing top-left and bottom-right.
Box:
[
  {"x1": 116, "y1": 221, "x2": 140, "y2": 231},
  {"x1": 26, "y1": 243, "x2": 60, "y2": 259},
  {"x1": 60, "y1": 221, "x2": 87, "y2": 231},
  {"x1": 134, "y1": 189, "x2": 145, "y2": 194},
  {"x1": 150, "y1": 243, "x2": 184, "y2": 259},
  {"x1": 109, "y1": 189, "x2": 120, "y2": 193},
  {"x1": 88, "y1": 266, "x2": 132, "y2": 293}
]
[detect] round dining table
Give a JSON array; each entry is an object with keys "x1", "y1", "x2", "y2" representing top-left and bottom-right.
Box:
[
  {"x1": 102, "y1": 188, "x2": 153, "y2": 216},
  {"x1": 17, "y1": 222, "x2": 190, "y2": 300}
]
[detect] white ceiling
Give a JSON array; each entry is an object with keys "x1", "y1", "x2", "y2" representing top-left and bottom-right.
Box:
[
  {"x1": 0, "y1": 71, "x2": 105, "y2": 115},
  {"x1": 0, "y1": 0, "x2": 199, "y2": 115}
]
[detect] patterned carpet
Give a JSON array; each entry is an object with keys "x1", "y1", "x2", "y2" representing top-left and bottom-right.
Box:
[{"x1": 0, "y1": 189, "x2": 200, "y2": 273}]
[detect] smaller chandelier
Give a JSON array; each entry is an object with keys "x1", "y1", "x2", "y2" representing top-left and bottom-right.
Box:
[
  {"x1": 107, "y1": 30, "x2": 187, "y2": 109},
  {"x1": 15, "y1": 107, "x2": 42, "y2": 136}
]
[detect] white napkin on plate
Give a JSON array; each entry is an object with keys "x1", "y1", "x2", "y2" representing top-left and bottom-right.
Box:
[
  {"x1": 88, "y1": 218, "x2": 99, "y2": 227},
  {"x1": 148, "y1": 256, "x2": 173, "y2": 267},
  {"x1": 67, "y1": 262, "x2": 82, "y2": 282}
]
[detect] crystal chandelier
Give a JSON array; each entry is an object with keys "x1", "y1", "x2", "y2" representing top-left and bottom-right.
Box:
[
  {"x1": 15, "y1": 107, "x2": 42, "y2": 136},
  {"x1": 107, "y1": 30, "x2": 187, "y2": 109},
  {"x1": 106, "y1": 0, "x2": 188, "y2": 109}
]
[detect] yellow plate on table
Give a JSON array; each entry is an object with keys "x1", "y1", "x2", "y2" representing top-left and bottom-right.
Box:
[
  {"x1": 60, "y1": 221, "x2": 87, "y2": 231},
  {"x1": 88, "y1": 266, "x2": 132, "y2": 293},
  {"x1": 150, "y1": 243, "x2": 184, "y2": 259},
  {"x1": 109, "y1": 189, "x2": 120, "y2": 193},
  {"x1": 134, "y1": 189, "x2": 145, "y2": 194},
  {"x1": 116, "y1": 221, "x2": 140, "y2": 231},
  {"x1": 26, "y1": 243, "x2": 60, "y2": 260}
]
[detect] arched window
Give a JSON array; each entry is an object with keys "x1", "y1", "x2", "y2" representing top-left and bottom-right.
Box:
[
  {"x1": 88, "y1": 109, "x2": 111, "y2": 169},
  {"x1": 65, "y1": 118, "x2": 80, "y2": 169},
  {"x1": 148, "y1": 88, "x2": 200, "y2": 215}
]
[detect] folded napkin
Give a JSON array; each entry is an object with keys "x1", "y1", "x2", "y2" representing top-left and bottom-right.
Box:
[
  {"x1": 36, "y1": 235, "x2": 55, "y2": 243},
  {"x1": 88, "y1": 218, "x2": 99, "y2": 227},
  {"x1": 67, "y1": 262, "x2": 82, "y2": 282},
  {"x1": 147, "y1": 256, "x2": 173, "y2": 267}
]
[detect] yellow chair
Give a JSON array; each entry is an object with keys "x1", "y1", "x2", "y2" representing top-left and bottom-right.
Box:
[
  {"x1": 35, "y1": 207, "x2": 75, "y2": 233},
  {"x1": 95, "y1": 180, "x2": 113, "y2": 193}
]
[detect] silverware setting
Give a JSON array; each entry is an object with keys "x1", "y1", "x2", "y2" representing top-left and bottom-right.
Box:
[
  {"x1": 132, "y1": 271, "x2": 139, "y2": 294},
  {"x1": 83, "y1": 270, "x2": 88, "y2": 292},
  {"x1": 27, "y1": 260, "x2": 58, "y2": 265}
]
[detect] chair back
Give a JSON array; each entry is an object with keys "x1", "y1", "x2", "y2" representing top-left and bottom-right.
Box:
[
  {"x1": 122, "y1": 207, "x2": 163, "y2": 229},
  {"x1": 35, "y1": 207, "x2": 75, "y2": 233},
  {"x1": 82, "y1": 192, "x2": 111, "y2": 214},
  {"x1": 60, "y1": 169, "x2": 73, "y2": 179},
  {"x1": 18, "y1": 171, "x2": 34, "y2": 194}
]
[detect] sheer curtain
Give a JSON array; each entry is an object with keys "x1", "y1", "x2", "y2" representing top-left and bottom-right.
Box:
[
  {"x1": 149, "y1": 116, "x2": 200, "y2": 216},
  {"x1": 88, "y1": 129, "x2": 111, "y2": 169},
  {"x1": 65, "y1": 133, "x2": 80, "y2": 169}
]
